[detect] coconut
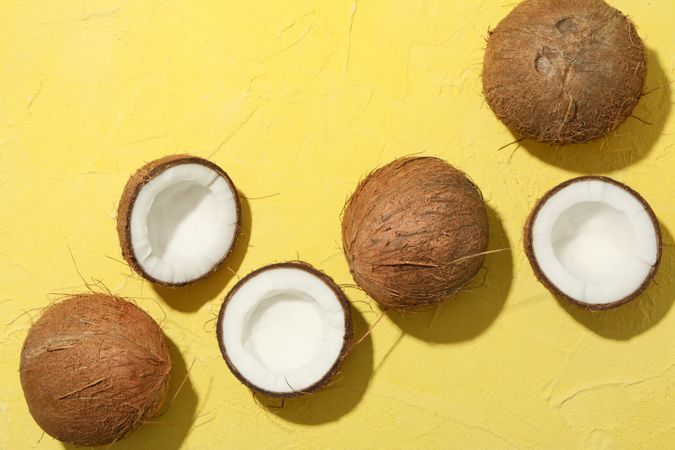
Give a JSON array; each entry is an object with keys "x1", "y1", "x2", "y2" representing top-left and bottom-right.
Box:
[
  {"x1": 342, "y1": 157, "x2": 489, "y2": 311},
  {"x1": 482, "y1": 0, "x2": 646, "y2": 144},
  {"x1": 525, "y1": 176, "x2": 661, "y2": 310},
  {"x1": 117, "y1": 155, "x2": 241, "y2": 286},
  {"x1": 19, "y1": 294, "x2": 171, "y2": 446},
  {"x1": 217, "y1": 262, "x2": 352, "y2": 397}
]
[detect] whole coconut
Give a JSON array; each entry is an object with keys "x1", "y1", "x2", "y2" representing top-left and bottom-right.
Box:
[
  {"x1": 482, "y1": 0, "x2": 646, "y2": 144},
  {"x1": 342, "y1": 157, "x2": 489, "y2": 310},
  {"x1": 20, "y1": 294, "x2": 171, "y2": 446}
]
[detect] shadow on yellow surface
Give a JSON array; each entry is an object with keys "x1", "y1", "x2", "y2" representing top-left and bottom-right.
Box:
[
  {"x1": 519, "y1": 49, "x2": 671, "y2": 173},
  {"x1": 255, "y1": 307, "x2": 373, "y2": 425},
  {"x1": 558, "y1": 222, "x2": 675, "y2": 340},
  {"x1": 385, "y1": 205, "x2": 512, "y2": 342},
  {"x1": 62, "y1": 335, "x2": 199, "y2": 450},
  {"x1": 153, "y1": 193, "x2": 252, "y2": 312}
]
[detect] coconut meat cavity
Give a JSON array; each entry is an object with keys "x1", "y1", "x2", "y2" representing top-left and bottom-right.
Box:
[
  {"x1": 130, "y1": 163, "x2": 238, "y2": 285},
  {"x1": 530, "y1": 179, "x2": 659, "y2": 306},
  {"x1": 220, "y1": 266, "x2": 347, "y2": 395}
]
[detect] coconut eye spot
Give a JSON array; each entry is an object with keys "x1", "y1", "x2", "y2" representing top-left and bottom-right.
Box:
[
  {"x1": 534, "y1": 47, "x2": 558, "y2": 75},
  {"x1": 535, "y1": 54, "x2": 553, "y2": 75},
  {"x1": 551, "y1": 202, "x2": 638, "y2": 282},
  {"x1": 242, "y1": 290, "x2": 326, "y2": 373},
  {"x1": 555, "y1": 17, "x2": 578, "y2": 35}
]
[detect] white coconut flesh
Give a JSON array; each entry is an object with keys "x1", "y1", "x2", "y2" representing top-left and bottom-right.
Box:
[
  {"x1": 221, "y1": 267, "x2": 347, "y2": 394},
  {"x1": 130, "y1": 163, "x2": 238, "y2": 284},
  {"x1": 531, "y1": 179, "x2": 659, "y2": 305}
]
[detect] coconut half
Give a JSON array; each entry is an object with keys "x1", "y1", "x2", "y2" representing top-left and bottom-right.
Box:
[
  {"x1": 117, "y1": 155, "x2": 240, "y2": 286},
  {"x1": 217, "y1": 262, "x2": 352, "y2": 397},
  {"x1": 525, "y1": 177, "x2": 661, "y2": 310}
]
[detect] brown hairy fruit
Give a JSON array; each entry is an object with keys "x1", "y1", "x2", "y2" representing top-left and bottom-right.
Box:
[
  {"x1": 20, "y1": 294, "x2": 171, "y2": 446},
  {"x1": 482, "y1": 0, "x2": 646, "y2": 144},
  {"x1": 342, "y1": 157, "x2": 489, "y2": 311}
]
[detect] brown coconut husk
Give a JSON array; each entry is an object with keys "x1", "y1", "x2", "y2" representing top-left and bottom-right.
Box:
[
  {"x1": 342, "y1": 157, "x2": 489, "y2": 311},
  {"x1": 483, "y1": 0, "x2": 646, "y2": 144},
  {"x1": 216, "y1": 261, "x2": 353, "y2": 398},
  {"x1": 116, "y1": 155, "x2": 241, "y2": 287},
  {"x1": 524, "y1": 176, "x2": 662, "y2": 310},
  {"x1": 19, "y1": 294, "x2": 171, "y2": 446}
]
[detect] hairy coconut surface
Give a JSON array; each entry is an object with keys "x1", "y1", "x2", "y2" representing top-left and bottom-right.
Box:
[
  {"x1": 524, "y1": 176, "x2": 661, "y2": 310},
  {"x1": 342, "y1": 157, "x2": 489, "y2": 311},
  {"x1": 483, "y1": 0, "x2": 646, "y2": 144},
  {"x1": 19, "y1": 294, "x2": 171, "y2": 446},
  {"x1": 217, "y1": 262, "x2": 352, "y2": 398},
  {"x1": 117, "y1": 154, "x2": 240, "y2": 286}
]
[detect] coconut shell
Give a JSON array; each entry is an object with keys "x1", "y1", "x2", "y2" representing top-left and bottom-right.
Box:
[
  {"x1": 19, "y1": 294, "x2": 171, "y2": 446},
  {"x1": 216, "y1": 261, "x2": 353, "y2": 398},
  {"x1": 482, "y1": 0, "x2": 646, "y2": 144},
  {"x1": 524, "y1": 176, "x2": 662, "y2": 310},
  {"x1": 117, "y1": 154, "x2": 241, "y2": 287},
  {"x1": 342, "y1": 157, "x2": 489, "y2": 311}
]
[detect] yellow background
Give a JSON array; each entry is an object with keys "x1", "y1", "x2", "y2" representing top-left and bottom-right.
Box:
[{"x1": 1, "y1": 1, "x2": 674, "y2": 448}]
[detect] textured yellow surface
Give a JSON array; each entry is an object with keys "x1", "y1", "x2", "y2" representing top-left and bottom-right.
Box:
[{"x1": 1, "y1": 1, "x2": 674, "y2": 448}]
